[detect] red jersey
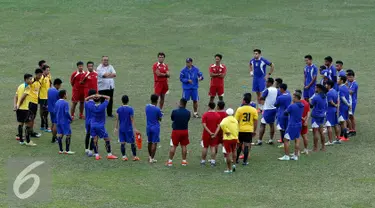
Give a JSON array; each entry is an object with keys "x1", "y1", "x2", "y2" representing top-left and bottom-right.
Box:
[
  {"x1": 209, "y1": 63, "x2": 226, "y2": 86},
  {"x1": 152, "y1": 62, "x2": 169, "y2": 82},
  {"x1": 70, "y1": 70, "x2": 86, "y2": 90},
  {"x1": 301, "y1": 99, "x2": 310, "y2": 121},
  {"x1": 201, "y1": 111, "x2": 221, "y2": 138},
  {"x1": 82, "y1": 71, "x2": 98, "y2": 91}
]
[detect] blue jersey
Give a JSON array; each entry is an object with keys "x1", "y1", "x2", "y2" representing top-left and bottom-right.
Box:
[
  {"x1": 145, "y1": 104, "x2": 163, "y2": 128},
  {"x1": 171, "y1": 107, "x2": 190, "y2": 130},
  {"x1": 338, "y1": 70, "x2": 346, "y2": 77},
  {"x1": 348, "y1": 80, "x2": 358, "y2": 103},
  {"x1": 310, "y1": 93, "x2": 327, "y2": 118},
  {"x1": 47, "y1": 87, "x2": 59, "y2": 113},
  {"x1": 327, "y1": 65, "x2": 337, "y2": 82},
  {"x1": 117, "y1": 105, "x2": 134, "y2": 133},
  {"x1": 339, "y1": 84, "x2": 350, "y2": 111},
  {"x1": 179, "y1": 66, "x2": 204, "y2": 90},
  {"x1": 304, "y1": 64, "x2": 318, "y2": 87},
  {"x1": 275, "y1": 92, "x2": 292, "y2": 119},
  {"x1": 55, "y1": 99, "x2": 72, "y2": 125},
  {"x1": 286, "y1": 102, "x2": 304, "y2": 127},
  {"x1": 85, "y1": 100, "x2": 95, "y2": 126},
  {"x1": 90, "y1": 100, "x2": 109, "y2": 126},
  {"x1": 327, "y1": 89, "x2": 338, "y2": 113},
  {"x1": 250, "y1": 57, "x2": 272, "y2": 78},
  {"x1": 277, "y1": 89, "x2": 291, "y2": 96}
]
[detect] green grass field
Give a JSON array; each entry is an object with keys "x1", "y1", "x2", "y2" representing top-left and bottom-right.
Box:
[{"x1": 1, "y1": 0, "x2": 375, "y2": 207}]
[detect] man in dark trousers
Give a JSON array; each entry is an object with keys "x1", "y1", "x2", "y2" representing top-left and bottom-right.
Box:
[{"x1": 97, "y1": 56, "x2": 116, "y2": 117}]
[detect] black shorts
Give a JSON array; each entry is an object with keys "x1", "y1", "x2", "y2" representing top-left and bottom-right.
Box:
[
  {"x1": 28, "y1": 102, "x2": 38, "y2": 121},
  {"x1": 39, "y1": 99, "x2": 47, "y2": 105},
  {"x1": 16, "y1": 110, "x2": 29, "y2": 123},
  {"x1": 238, "y1": 132, "x2": 253, "y2": 143}
]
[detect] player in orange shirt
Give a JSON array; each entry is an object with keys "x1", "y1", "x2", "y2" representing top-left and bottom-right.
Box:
[
  {"x1": 152, "y1": 52, "x2": 170, "y2": 111},
  {"x1": 70, "y1": 61, "x2": 86, "y2": 120},
  {"x1": 209, "y1": 54, "x2": 227, "y2": 103}
]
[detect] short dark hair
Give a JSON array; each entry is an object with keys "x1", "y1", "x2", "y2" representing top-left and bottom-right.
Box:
[
  {"x1": 336, "y1": 60, "x2": 343, "y2": 65},
  {"x1": 38, "y1": 60, "x2": 46, "y2": 67},
  {"x1": 217, "y1": 101, "x2": 225, "y2": 110},
  {"x1": 346, "y1": 69, "x2": 354, "y2": 74},
  {"x1": 304, "y1": 55, "x2": 312, "y2": 60},
  {"x1": 24, "y1": 73, "x2": 33, "y2": 81},
  {"x1": 347, "y1": 71, "x2": 355, "y2": 77},
  {"x1": 324, "y1": 56, "x2": 333, "y2": 62},
  {"x1": 316, "y1": 84, "x2": 327, "y2": 93},
  {"x1": 243, "y1": 93, "x2": 252, "y2": 101},
  {"x1": 180, "y1": 98, "x2": 187, "y2": 106},
  {"x1": 243, "y1": 96, "x2": 251, "y2": 104},
  {"x1": 42, "y1": 65, "x2": 50, "y2": 71},
  {"x1": 295, "y1": 89, "x2": 302, "y2": 94},
  {"x1": 280, "y1": 83, "x2": 287, "y2": 91},
  {"x1": 339, "y1": 76, "x2": 347, "y2": 83},
  {"x1": 77, "y1": 61, "x2": 84, "y2": 66},
  {"x1": 293, "y1": 92, "x2": 302, "y2": 100},
  {"x1": 88, "y1": 89, "x2": 97, "y2": 96},
  {"x1": 87, "y1": 61, "x2": 94, "y2": 66},
  {"x1": 320, "y1": 65, "x2": 327, "y2": 70},
  {"x1": 157, "y1": 52, "x2": 165, "y2": 58},
  {"x1": 59, "y1": 90, "x2": 66, "y2": 99},
  {"x1": 208, "y1": 102, "x2": 216, "y2": 109},
  {"x1": 53, "y1": 78, "x2": 62, "y2": 86},
  {"x1": 267, "y1": 77, "x2": 274, "y2": 84},
  {"x1": 150, "y1": 94, "x2": 159, "y2": 103},
  {"x1": 326, "y1": 80, "x2": 334, "y2": 88},
  {"x1": 275, "y1": 78, "x2": 283, "y2": 84},
  {"x1": 253, "y1": 49, "x2": 261, "y2": 54},
  {"x1": 35, "y1": 68, "x2": 43, "y2": 74},
  {"x1": 215, "y1": 54, "x2": 222, "y2": 60},
  {"x1": 122, "y1": 95, "x2": 129, "y2": 104}
]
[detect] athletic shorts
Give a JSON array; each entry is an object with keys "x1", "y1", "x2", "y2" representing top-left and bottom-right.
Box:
[
  {"x1": 56, "y1": 123, "x2": 71, "y2": 135},
  {"x1": 119, "y1": 131, "x2": 135, "y2": 143},
  {"x1": 171, "y1": 129, "x2": 189, "y2": 146},
  {"x1": 223, "y1": 139, "x2": 238, "y2": 154},
  {"x1": 72, "y1": 89, "x2": 85, "y2": 102},
  {"x1": 284, "y1": 126, "x2": 302, "y2": 141},
  {"x1": 154, "y1": 81, "x2": 169, "y2": 96},
  {"x1": 338, "y1": 110, "x2": 349, "y2": 122},
  {"x1": 50, "y1": 112, "x2": 57, "y2": 124},
  {"x1": 202, "y1": 133, "x2": 219, "y2": 148},
  {"x1": 261, "y1": 109, "x2": 277, "y2": 124},
  {"x1": 349, "y1": 102, "x2": 356, "y2": 115},
  {"x1": 325, "y1": 111, "x2": 338, "y2": 127},
  {"x1": 303, "y1": 87, "x2": 315, "y2": 99},
  {"x1": 277, "y1": 115, "x2": 288, "y2": 131},
  {"x1": 217, "y1": 132, "x2": 223, "y2": 144},
  {"x1": 209, "y1": 85, "x2": 224, "y2": 97},
  {"x1": 252, "y1": 77, "x2": 266, "y2": 92},
  {"x1": 238, "y1": 132, "x2": 253, "y2": 143},
  {"x1": 311, "y1": 117, "x2": 325, "y2": 128},
  {"x1": 90, "y1": 125, "x2": 108, "y2": 139},
  {"x1": 16, "y1": 109, "x2": 29, "y2": 123},
  {"x1": 28, "y1": 102, "x2": 38, "y2": 121},
  {"x1": 147, "y1": 126, "x2": 160, "y2": 143},
  {"x1": 182, "y1": 89, "x2": 199, "y2": 101}
]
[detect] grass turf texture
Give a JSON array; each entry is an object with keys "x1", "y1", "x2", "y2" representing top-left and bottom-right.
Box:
[{"x1": 1, "y1": 0, "x2": 375, "y2": 207}]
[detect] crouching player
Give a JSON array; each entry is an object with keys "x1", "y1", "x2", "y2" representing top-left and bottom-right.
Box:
[
  {"x1": 87, "y1": 94, "x2": 118, "y2": 160},
  {"x1": 278, "y1": 91, "x2": 304, "y2": 161},
  {"x1": 220, "y1": 108, "x2": 239, "y2": 173},
  {"x1": 47, "y1": 78, "x2": 63, "y2": 143},
  {"x1": 84, "y1": 89, "x2": 97, "y2": 156},
  {"x1": 55, "y1": 90, "x2": 74, "y2": 154}
]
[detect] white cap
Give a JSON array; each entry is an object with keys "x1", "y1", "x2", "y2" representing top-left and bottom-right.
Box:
[{"x1": 226, "y1": 108, "x2": 234, "y2": 115}]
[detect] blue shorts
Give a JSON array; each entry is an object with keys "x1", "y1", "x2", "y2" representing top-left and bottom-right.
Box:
[
  {"x1": 56, "y1": 123, "x2": 71, "y2": 135},
  {"x1": 50, "y1": 112, "x2": 57, "y2": 124},
  {"x1": 338, "y1": 109, "x2": 349, "y2": 122},
  {"x1": 325, "y1": 110, "x2": 338, "y2": 127},
  {"x1": 261, "y1": 109, "x2": 277, "y2": 124},
  {"x1": 350, "y1": 102, "x2": 356, "y2": 115},
  {"x1": 284, "y1": 126, "x2": 302, "y2": 141},
  {"x1": 277, "y1": 115, "x2": 288, "y2": 131},
  {"x1": 119, "y1": 131, "x2": 134, "y2": 143},
  {"x1": 183, "y1": 89, "x2": 199, "y2": 101},
  {"x1": 311, "y1": 117, "x2": 325, "y2": 128},
  {"x1": 147, "y1": 126, "x2": 160, "y2": 143},
  {"x1": 252, "y1": 77, "x2": 266, "y2": 92},
  {"x1": 90, "y1": 125, "x2": 108, "y2": 139},
  {"x1": 303, "y1": 87, "x2": 315, "y2": 99}
]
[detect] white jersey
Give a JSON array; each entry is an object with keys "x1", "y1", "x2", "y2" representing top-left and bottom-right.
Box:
[{"x1": 263, "y1": 87, "x2": 278, "y2": 110}]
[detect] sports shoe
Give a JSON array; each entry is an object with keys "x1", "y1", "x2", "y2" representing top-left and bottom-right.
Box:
[
  {"x1": 165, "y1": 161, "x2": 173, "y2": 167},
  {"x1": 333, "y1": 140, "x2": 342, "y2": 144},
  {"x1": 79, "y1": 115, "x2": 85, "y2": 120},
  {"x1": 210, "y1": 162, "x2": 216, "y2": 167},
  {"x1": 181, "y1": 160, "x2": 188, "y2": 166},
  {"x1": 278, "y1": 155, "x2": 290, "y2": 161},
  {"x1": 40, "y1": 127, "x2": 46, "y2": 131},
  {"x1": 132, "y1": 156, "x2": 140, "y2": 161},
  {"x1": 253, "y1": 140, "x2": 263, "y2": 146},
  {"x1": 232, "y1": 164, "x2": 236, "y2": 172},
  {"x1": 348, "y1": 131, "x2": 356, "y2": 137},
  {"x1": 19, "y1": 142, "x2": 25, "y2": 145},
  {"x1": 242, "y1": 162, "x2": 249, "y2": 166},
  {"x1": 239, "y1": 155, "x2": 244, "y2": 159},
  {"x1": 31, "y1": 132, "x2": 41, "y2": 138},
  {"x1": 26, "y1": 141, "x2": 37, "y2": 146},
  {"x1": 16, "y1": 136, "x2": 20, "y2": 141},
  {"x1": 64, "y1": 151, "x2": 75, "y2": 155},
  {"x1": 71, "y1": 115, "x2": 75, "y2": 121},
  {"x1": 122, "y1": 156, "x2": 129, "y2": 161},
  {"x1": 87, "y1": 151, "x2": 93, "y2": 157},
  {"x1": 277, "y1": 139, "x2": 282, "y2": 143},
  {"x1": 200, "y1": 160, "x2": 206, "y2": 166},
  {"x1": 301, "y1": 149, "x2": 309, "y2": 155},
  {"x1": 193, "y1": 113, "x2": 200, "y2": 118},
  {"x1": 325, "y1": 141, "x2": 333, "y2": 146},
  {"x1": 151, "y1": 159, "x2": 157, "y2": 163},
  {"x1": 107, "y1": 155, "x2": 118, "y2": 159},
  {"x1": 58, "y1": 151, "x2": 64, "y2": 154},
  {"x1": 45, "y1": 128, "x2": 52, "y2": 133},
  {"x1": 340, "y1": 137, "x2": 350, "y2": 142},
  {"x1": 95, "y1": 155, "x2": 101, "y2": 160},
  {"x1": 267, "y1": 139, "x2": 274, "y2": 145},
  {"x1": 290, "y1": 155, "x2": 298, "y2": 161},
  {"x1": 224, "y1": 170, "x2": 233, "y2": 174},
  {"x1": 277, "y1": 144, "x2": 284, "y2": 148}
]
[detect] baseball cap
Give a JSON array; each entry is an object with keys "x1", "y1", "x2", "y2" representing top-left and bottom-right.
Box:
[
  {"x1": 226, "y1": 108, "x2": 234, "y2": 115},
  {"x1": 186, "y1": 58, "x2": 193, "y2": 63}
]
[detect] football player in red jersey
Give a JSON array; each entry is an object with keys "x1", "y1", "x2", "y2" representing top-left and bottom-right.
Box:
[
  {"x1": 152, "y1": 52, "x2": 170, "y2": 111},
  {"x1": 81, "y1": 61, "x2": 98, "y2": 98},
  {"x1": 70, "y1": 61, "x2": 86, "y2": 120},
  {"x1": 209, "y1": 54, "x2": 227, "y2": 103}
]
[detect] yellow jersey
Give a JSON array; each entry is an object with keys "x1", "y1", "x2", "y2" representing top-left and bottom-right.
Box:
[
  {"x1": 220, "y1": 116, "x2": 239, "y2": 140},
  {"x1": 24, "y1": 79, "x2": 41, "y2": 104},
  {"x1": 39, "y1": 75, "x2": 50, "y2": 99},
  {"x1": 16, "y1": 83, "x2": 29, "y2": 110},
  {"x1": 235, "y1": 105, "x2": 258, "y2": 132}
]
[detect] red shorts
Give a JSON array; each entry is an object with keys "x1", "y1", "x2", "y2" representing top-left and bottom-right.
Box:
[
  {"x1": 72, "y1": 89, "x2": 85, "y2": 102},
  {"x1": 154, "y1": 81, "x2": 169, "y2": 95},
  {"x1": 209, "y1": 85, "x2": 224, "y2": 97},
  {"x1": 301, "y1": 125, "x2": 308, "y2": 135},
  {"x1": 171, "y1": 130, "x2": 189, "y2": 146},
  {"x1": 223, "y1": 139, "x2": 238, "y2": 153},
  {"x1": 217, "y1": 133, "x2": 223, "y2": 144},
  {"x1": 202, "y1": 134, "x2": 219, "y2": 148}
]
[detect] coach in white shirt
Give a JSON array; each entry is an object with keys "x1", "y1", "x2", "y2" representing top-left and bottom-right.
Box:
[{"x1": 97, "y1": 56, "x2": 116, "y2": 117}]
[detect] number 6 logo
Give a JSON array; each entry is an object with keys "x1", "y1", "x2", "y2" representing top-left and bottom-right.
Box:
[{"x1": 13, "y1": 161, "x2": 45, "y2": 199}]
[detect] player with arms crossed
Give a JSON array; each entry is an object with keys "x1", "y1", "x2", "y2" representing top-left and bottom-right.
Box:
[
  {"x1": 145, "y1": 94, "x2": 163, "y2": 163},
  {"x1": 152, "y1": 52, "x2": 170, "y2": 111},
  {"x1": 47, "y1": 78, "x2": 63, "y2": 143},
  {"x1": 303, "y1": 55, "x2": 318, "y2": 101},
  {"x1": 209, "y1": 54, "x2": 226, "y2": 103},
  {"x1": 338, "y1": 76, "x2": 351, "y2": 142},
  {"x1": 324, "y1": 80, "x2": 341, "y2": 145},
  {"x1": 81, "y1": 61, "x2": 98, "y2": 98},
  {"x1": 249, "y1": 49, "x2": 275, "y2": 111},
  {"x1": 55, "y1": 90, "x2": 74, "y2": 154},
  {"x1": 347, "y1": 71, "x2": 358, "y2": 136},
  {"x1": 70, "y1": 61, "x2": 86, "y2": 120},
  {"x1": 310, "y1": 84, "x2": 328, "y2": 152},
  {"x1": 39, "y1": 65, "x2": 51, "y2": 132}
]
